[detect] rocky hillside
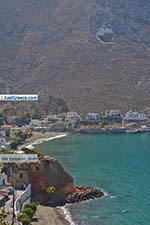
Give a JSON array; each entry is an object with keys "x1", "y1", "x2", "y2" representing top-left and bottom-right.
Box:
[
  {"x1": 0, "y1": 0, "x2": 150, "y2": 112},
  {"x1": 0, "y1": 96, "x2": 69, "y2": 117}
]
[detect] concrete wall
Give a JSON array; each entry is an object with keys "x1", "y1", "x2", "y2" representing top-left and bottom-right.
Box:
[{"x1": 14, "y1": 184, "x2": 31, "y2": 216}]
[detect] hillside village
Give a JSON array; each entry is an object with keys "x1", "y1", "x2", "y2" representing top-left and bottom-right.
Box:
[
  {"x1": 0, "y1": 1, "x2": 150, "y2": 224},
  {"x1": 1, "y1": 109, "x2": 150, "y2": 151},
  {"x1": 0, "y1": 103, "x2": 150, "y2": 224},
  {"x1": 0, "y1": 107, "x2": 150, "y2": 223}
]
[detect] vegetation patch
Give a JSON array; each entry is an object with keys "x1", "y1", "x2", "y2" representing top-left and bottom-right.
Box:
[{"x1": 17, "y1": 202, "x2": 37, "y2": 225}]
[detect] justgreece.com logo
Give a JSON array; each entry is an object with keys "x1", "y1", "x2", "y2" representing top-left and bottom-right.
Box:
[{"x1": 0, "y1": 95, "x2": 38, "y2": 101}]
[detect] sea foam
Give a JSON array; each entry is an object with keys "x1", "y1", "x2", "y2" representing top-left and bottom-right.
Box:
[
  {"x1": 110, "y1": 195, "x2": 117, "y2": 199},
  {"x1": 61, "y1": 206, "x2": 77, "y2": 225},
  {"x1": 26, "y1": 134, "x2": 67, "y2": 149}
]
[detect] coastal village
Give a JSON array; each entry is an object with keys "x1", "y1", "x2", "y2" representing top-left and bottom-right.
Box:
[
  {"x1": 0, "y1": 109, "x2": 150, "y2": 152},
  {"x1": 0, "y1": 108, "x2": 150, "y2": 225},
  {"x1": 1, "y1": 0, "x2": 150, "y2": 224}
]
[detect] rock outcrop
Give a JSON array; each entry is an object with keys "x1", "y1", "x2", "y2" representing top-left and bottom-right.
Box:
[
  {"x1": 3, "y1": 155, "x2": 104, "y2": 206},
  {"x1": 38, "y1": 186, "x2": 104, "y2": 206},
  {"x1": 67, "y1": 186, "x2": 104, "y2": 204},
  {"x1": 29, "y1": 156, "x2": 74, "y2": 200},
  {"x1": 2, "y1": 156, "x2": 74, "y2": 196}
]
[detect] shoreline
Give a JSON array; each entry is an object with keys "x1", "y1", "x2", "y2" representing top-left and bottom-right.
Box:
[
  {"x1": 19, "y1": 131, "x2": 68, "y2": 150},
  {"x1": 21, "y1": 132, "x2": 73, "y2": 225},
  {"x1": 20, "y1": 132, "x2": 104, "y2": 225},
  {"x1": 31, "y1": 205, "x2": 71, "y2": 225}
]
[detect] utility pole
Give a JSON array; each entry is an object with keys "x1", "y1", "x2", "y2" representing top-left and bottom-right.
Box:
[{"x1": 11, "y1": 166, "x2": 15, "y2": 225}]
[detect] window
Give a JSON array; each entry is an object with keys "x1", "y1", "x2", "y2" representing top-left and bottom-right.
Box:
[
  {"x1": 19, "y1": 173, "x2": 23, "y2": 179},
  {"x1": 36, "y1": 166, "x2": 39, "y2": 171}
]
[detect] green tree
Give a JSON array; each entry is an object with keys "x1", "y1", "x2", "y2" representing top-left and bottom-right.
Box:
[
  {"x1": 13, "y1": 136, "x2": 21, "y2": 144},
  {"x1": 0, "y1": 149, "x2": 7, "y2": 154},
  {"x1": 0, "y1": 212, "x2": 9, "y2": 225},
  {"x1": 14, "y1": 113, "x2": 31, "y2": 127},
  {"x1": 23, "y1": 203, "x2": 37, "y2": 212},
  {"x1": 10, "y1": 140, "x2": 18, "y2": 149},
  {"x1": 23, "y1": 208, "x2": 34, "y2": 219},
  {"x1": 46, "y1": 186, "x2": 56, "y2": 194},
  {"x1": 0, "y1": 113, "x2": 6, "y2": 126},
  {"x1": 18, "y1": 213, "x2": 31, "y2": 225},
  {"x1": 21, "y1": 112, "x2": 31, "y2": 125},
  {"x1": 16, "y1": 131, "x2": 27, "y2": 142},
  {"x1": 14, "y1": 117, "x2": 23, "y2": 127},
  {"x1": 5, "y1": 129, "x2": 10, "y2": 137}
]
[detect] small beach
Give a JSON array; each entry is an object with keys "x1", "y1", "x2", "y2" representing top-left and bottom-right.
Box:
[
  {"x1": 19, "y1": 131, "x2": 68, "y2": 150},
  {"x1": 31, "y1": 205, "x2": 70, "y2": 225},
  {"x1": 20, "y1": 131, "x2": 71, "y2": 225}
]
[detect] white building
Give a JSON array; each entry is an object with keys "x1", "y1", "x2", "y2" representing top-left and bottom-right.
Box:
[
  {"x1": 29, "y1": 119, "x2": 41, "y2": 128},
  {"x1": 96, "y1": 25, "x2": 114, "y2": 44},
  {"x1": 66, "y1": 112, "x2": 80, "y2": 122},
  {"x1": 0, "y1": 173, "x2": 7, "y2": 187},
  {"x1": 29, "y1": 119, "x2": 49, "y2": 129},
  {"x1": 40, "y1": 120, "x2": 49, "y2": 128},
  {"x1": 86, "y1": 113, "x2": 100, "y2": 121},
  {"x1": 105, "y1": 110, "x2": 121, "y2": 119},
  {"x1": 124, "y1": 110, "x2": 148, "y2": 122}
]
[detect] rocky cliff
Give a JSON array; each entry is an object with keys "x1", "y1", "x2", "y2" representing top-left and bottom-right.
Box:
[
  {"x1": 29, "y1": 156, "x2": 74, "y2": 199},
  {"x1": 3, "y1": 156, "x2": 74, "y2": 199},
  {"x1": 2, "y1": 155, "x2": 103, "y2": 206}
]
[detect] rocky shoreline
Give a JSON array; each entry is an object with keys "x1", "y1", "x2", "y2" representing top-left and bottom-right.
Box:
[
  {"x1": 24, "y1": 134, "x2": 105, "y2": 207},
  {"x1": 67, "y1": 186, "x2": 104, "y2": 204},
  {"x1": 78, "y1": 127, "x2": 150, "y2": 135},
  {"x1": 38, "y1": 186, "x2": 104, "y2": 207},
  {"x1": 15, "y1": 132, "x2": 104, "y2": 225}
]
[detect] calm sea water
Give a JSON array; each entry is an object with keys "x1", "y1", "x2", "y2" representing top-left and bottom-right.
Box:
[{"x1": 36, "y1": 134, "x2": 150, "y2": 225}]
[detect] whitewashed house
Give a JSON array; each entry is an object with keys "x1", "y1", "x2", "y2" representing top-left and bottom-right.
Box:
[
  {"x1": 40, "y1": 120, "x2": 49, "y2": 128},
  {"x1": 86, "y1": 113, "x2": 100, "y2": 121},
  {"x1": 66, "y1": 112, "x2": 80, "y2": 122},
  {"x1": 29, "y1": 119, "x2": 41, "y2": 128},
  {"x1": 29, "y1": 119, "x2": 49, "y2": 130},
  {"x1": 124, "y1": 110, "x2": 148, "y2": 122},
  {"x1": 105, "y1": 110, "x2": 121, "y2": 119},
  {"x1": 96, "y1": 25, "x2": 114, "y2": 44}
]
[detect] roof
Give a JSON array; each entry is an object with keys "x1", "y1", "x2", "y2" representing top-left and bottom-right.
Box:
[
  {"x1": 1, "y1": 125, "x2": 13, "y2": 129},
  {"x1": 97, "y1": 26, "x2": 114, "y2": 35}
]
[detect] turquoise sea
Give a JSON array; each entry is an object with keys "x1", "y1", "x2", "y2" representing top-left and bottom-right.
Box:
[{"x1": 36, "y1": 134, "x2": 150, "y2": 225}]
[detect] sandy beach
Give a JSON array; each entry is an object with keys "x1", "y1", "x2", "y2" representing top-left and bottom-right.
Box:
[
  {"x1": 31, "y1": 205, "x2": 70, "y2": 225},
  {"x1": 19, "y1": 131, "x2": 68, "y2": 150}
]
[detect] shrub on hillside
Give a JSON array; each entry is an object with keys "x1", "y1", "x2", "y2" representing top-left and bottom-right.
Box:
[
  {"x1": 46, "y1": 186, "x2": 56, "y2": 194},
  {"x1": 18, "y1": 203, "x2": 37, "y2": 225},
  {"x1": 23, "y1": 202, "x2": 37, "y2": 213},
  {"x1": 17, "y1": 213, "x2": 31, "y2": 225},
  {"x1": 23, "y1": 208, "x2": 34, "y2": 219}
]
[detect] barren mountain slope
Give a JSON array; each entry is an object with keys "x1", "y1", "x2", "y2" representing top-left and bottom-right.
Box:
[{"x1": 0, "y1": 0, "x2": 150, "y2": 112}]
